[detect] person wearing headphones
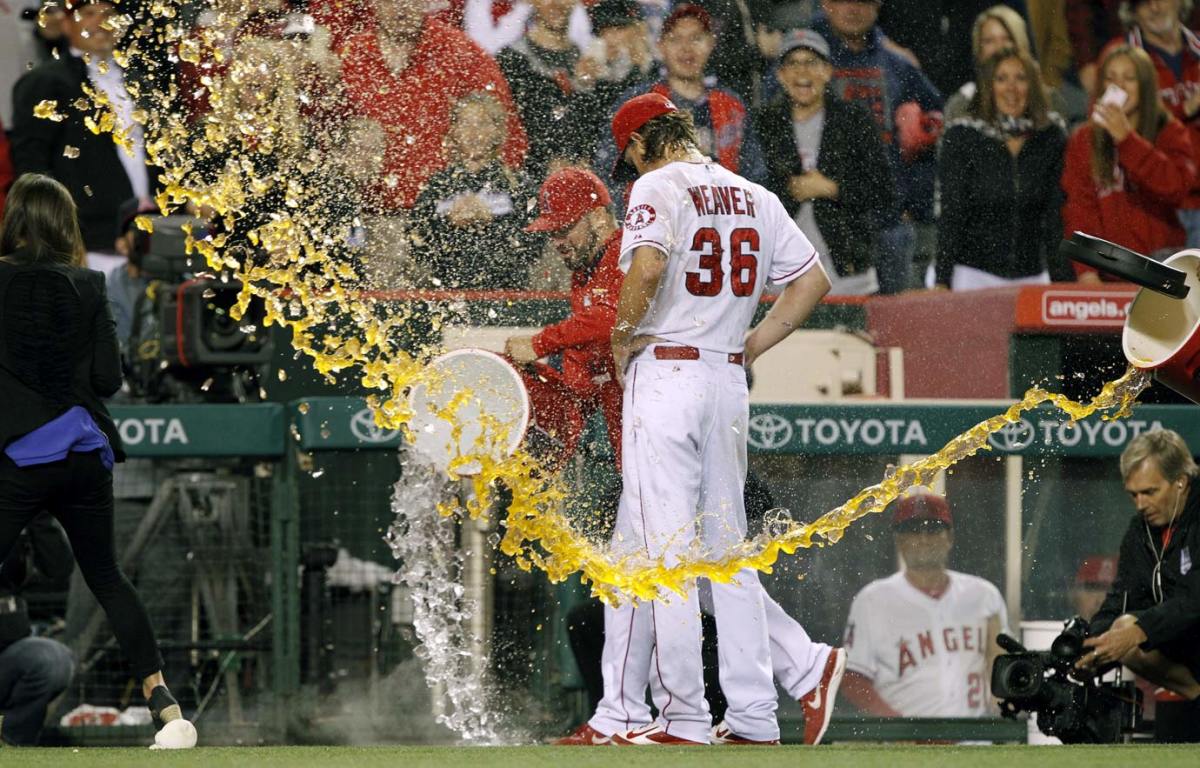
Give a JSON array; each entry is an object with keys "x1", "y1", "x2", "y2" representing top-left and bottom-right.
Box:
[{"x1": 1077, "y1": 429, "x2": 1200, "y2": 706}]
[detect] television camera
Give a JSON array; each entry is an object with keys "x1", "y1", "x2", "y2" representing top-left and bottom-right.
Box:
[
  {"x1": 126, "y1": 215, "x2": 272, "y2": 402},
  {"x1": 991, "y1": 617, "x2": 1142, "y2": 743}
]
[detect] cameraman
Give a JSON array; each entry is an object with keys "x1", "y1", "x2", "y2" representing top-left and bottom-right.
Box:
[
  {"x1": 106, "y1": 197, "x2": 155, "y2": 357},
  {"x1": 1076, "y1": 430, "x2": 1200, "y2": 703}
]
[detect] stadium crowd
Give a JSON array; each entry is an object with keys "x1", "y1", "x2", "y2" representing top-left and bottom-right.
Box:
[
  {"x1": 4, "y1": 0, "x2": 1200, "y2": 294},
  {"x1": 2, "y1": 0, "x2": 1200, "y2": 743}
]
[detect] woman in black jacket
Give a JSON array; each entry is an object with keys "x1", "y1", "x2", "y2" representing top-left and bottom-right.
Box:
[
  {"x1": 0, "y1": 174, "x2": 195, "y2": 749},
  {"x1": 934, "y1": 47, "x2": 1069, "y2": 290},
  {"x1": 755, "y1": 30, "x2": 895, "y2": 295}
]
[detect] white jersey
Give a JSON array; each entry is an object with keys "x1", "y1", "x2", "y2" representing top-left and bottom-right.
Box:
[
  {"x1": 618, "y1": 160, "x2": 821, "y2": 354},
  {"x1": 843, "y1": 570, "x2": 1009, "y2": 718}
]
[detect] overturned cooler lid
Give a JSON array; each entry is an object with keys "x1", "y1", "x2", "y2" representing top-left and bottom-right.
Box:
[{"x1": 1059, "y1": 231, "x2": 1190, "y2": 299}]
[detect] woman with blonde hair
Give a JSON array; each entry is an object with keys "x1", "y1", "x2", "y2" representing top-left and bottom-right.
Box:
[
  {"x1": 1062, "y1": 45, "x2": 1197, "y2": 282},
  {"x1": 0, "y1": 174, "x2": 196, "y2": 749},
  {"x1": 943, "y1": 5, "x2": 1032, "y2": 122}
]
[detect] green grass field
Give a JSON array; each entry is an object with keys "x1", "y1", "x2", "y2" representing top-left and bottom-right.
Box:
[{"x1": 1, "y1": 745, "x2": 1197, "y2": 767}]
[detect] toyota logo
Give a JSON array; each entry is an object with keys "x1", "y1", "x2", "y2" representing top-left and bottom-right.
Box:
[
  {"x1": 350, "y1": 408, "x2": 401, "y2": 444},
  {"x1": 748, "y1": 414, "x2": 794, "y2": 451},
  {"x1": 988, "y1": 418, "x2": 1036, "y2": 452}
]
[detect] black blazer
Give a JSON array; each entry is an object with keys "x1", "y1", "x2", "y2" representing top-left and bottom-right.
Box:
[
  {"x1": 0, "y1": 250, "x2": 125, "y2": 462},
  {"x1": 10, "y1": 54, "x2": 151, "y2": 252},
  {"x1": 755, "y1": 94, "x2": 896, "y2": 279}
]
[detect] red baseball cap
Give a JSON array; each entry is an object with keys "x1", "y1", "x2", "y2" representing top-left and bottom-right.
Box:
[
  {"x1": 661, "y1": 3, "x2": 712, "y2": 36},
  {"x1": 525, "y1": 167, "x2": 612, "y2": 233},
  {"x1": 1074, "y1": 555, "x2": 1118, "y2": 587},
  {"x1": 610, "y1": 92, "x2": 679, "y2": 179},
  {"x1": 891, "y1": 493, "x2": 953, "y2": 528}
]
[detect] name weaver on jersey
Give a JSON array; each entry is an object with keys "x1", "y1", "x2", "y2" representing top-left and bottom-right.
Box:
[{"x1": 563, "y1": 91, "x2": 842, "y2": 748}]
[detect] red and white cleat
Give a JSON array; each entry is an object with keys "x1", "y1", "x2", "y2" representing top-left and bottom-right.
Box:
[
  {"x1": 800, "y1": 647, "x2": 847, "y2": 745},
  {"x1": 552, "y1": 723, "x2": 613, "y2": 746},
  {"x1": 710, "y1": 720, "x2": 780, "y2": 745},
  {"x1": 611, "y1": 723, "x2": 705, "y2": 745}
]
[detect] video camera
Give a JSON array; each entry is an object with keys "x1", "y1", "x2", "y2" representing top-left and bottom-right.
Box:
[
  {"x1": 127, "y1": 215, "x2": 272, "y2": 402},
  {"x1": 992, "y1": 617, "x2": 1142, "y2": 743}
]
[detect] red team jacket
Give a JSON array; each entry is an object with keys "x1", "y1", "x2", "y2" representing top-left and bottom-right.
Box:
[
  {"x1": 531, "y1": 230, "x2": 624, "y2": 462},
  {"x1": 1062, "y1": 120, "x2": 1197, "y2": 278}
]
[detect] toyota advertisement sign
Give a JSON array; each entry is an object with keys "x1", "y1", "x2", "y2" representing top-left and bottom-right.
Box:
[{"x1": 745, "y1": 404, "x2": 1185, "y2": 457}]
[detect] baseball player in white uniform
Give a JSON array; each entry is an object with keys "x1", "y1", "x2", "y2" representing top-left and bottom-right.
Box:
[
  {"x1": 841, "y1": 493, "x2": 1008, "y2": 717},
  {"x1": 578, "y1": 92, "x2": 839, "y2": 746}
]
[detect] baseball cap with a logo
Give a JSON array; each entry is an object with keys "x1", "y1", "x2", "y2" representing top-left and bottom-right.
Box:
[
  {"x1": 891, "y1": 492, "x2": 953, "y2": 529},
  {"x1": 525, "y1": 168, "x2": 612, "y2": 233},
  {"x1": 610, "y1": 92, "x2": 679, "y2": 179}
]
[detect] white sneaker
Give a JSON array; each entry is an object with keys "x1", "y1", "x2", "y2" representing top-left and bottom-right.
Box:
[{"x1": 150, "y1": 718, "x2": 197, "y2": 750}]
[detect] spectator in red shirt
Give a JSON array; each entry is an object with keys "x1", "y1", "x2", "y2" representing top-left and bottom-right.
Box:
[
  {"x1": 1067, "y1": 0, "x2": 1200, "y2": 93},
  {"x1": 503, "y1": 168, "x2": 624, "y2": 460},
  {"x1": 339, "y1": 0, "x2": 528, "y2": 211},
  {"x1": 1062, "y1": 45, "x2": 1197, "y2": 281},
  {"x1": 1109, "y1": 0, "x2": 1200, "y2": 246}
]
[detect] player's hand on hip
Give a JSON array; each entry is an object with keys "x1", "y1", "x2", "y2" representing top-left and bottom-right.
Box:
[
  {"x1": 504, "y1": 336, "x2": 539, "y2": 365},
  {"x1": 612, "y1": 342, "x2": 631, "y2": 389}
]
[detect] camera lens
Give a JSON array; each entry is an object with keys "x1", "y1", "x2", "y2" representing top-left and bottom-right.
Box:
[{"x1": 996, "y1": 657, "x2": 1043, "y2": 698}]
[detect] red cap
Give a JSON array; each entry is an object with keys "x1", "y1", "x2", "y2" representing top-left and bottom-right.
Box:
[
  {"x1": 1074, "y1": 555, "x2": 1118, "y2": 587},
  {"x1": 661, "y1": 3, "x2": 712, "y2": 36},
  {"x1": 610, "y1": 92, "x2": 678, "y2": 178},
  {"x1": 891, "y1": 493, "x2": 953, "y2": 528},
  {"x1": 525, "y1": 168, "x2": 612, "y2": 233}
]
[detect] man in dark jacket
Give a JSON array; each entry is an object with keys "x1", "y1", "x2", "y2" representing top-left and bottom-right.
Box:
[
  {"x1": 813, "y1": 1, "x2": 943, "y2": 293},
  {"x1": 755, "y1": 29, "x2": 894, "y2": 294},
  {"x1": 1078, "y1": 430, "x2": 1200, "y2": 702},
  {"x1": 10, "y1": 0, "x2": 154, "y2": 272},
  {"x1": 0, "y1": 514, "x2": 75, "y2": 746},
  {"x1": 496, "y1": 0, "x2": 607, "y2": 176}
]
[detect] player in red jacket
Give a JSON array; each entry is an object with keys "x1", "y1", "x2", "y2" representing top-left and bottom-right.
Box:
[{"x1": 505, "y1": 167, "x2": 624, "y2": 462}]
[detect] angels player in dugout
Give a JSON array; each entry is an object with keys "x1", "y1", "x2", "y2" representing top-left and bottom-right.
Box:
[
  {"x1": 841, "y1": 492, "x2": 1009, "y2": 717},
  {"x1": 510, "y1": 166, "x2": 850, "y2": 745},
  {"x1": 564, "y1": 91, "x2": 842, "y2": 747}
]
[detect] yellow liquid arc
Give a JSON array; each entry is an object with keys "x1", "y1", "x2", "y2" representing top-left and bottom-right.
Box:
[
  {"x1": 54, "y1": 7, "x2": 1152, "y2": 605},
  {"x1": 482, "y1": 366, "x2": 1151, "y2": 604}
]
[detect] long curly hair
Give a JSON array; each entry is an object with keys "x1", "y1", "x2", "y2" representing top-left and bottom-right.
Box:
[
  {"x1": 636, "y1": 110, "x2": 701, "y2": 165},
  {"x1": 973, "y1": 47, "x2": 1052, "y2": 128}
]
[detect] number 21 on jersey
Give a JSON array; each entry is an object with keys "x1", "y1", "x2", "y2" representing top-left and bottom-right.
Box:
[{"x1": 685, "y1": 227, "x2": 760, "y2": 297}]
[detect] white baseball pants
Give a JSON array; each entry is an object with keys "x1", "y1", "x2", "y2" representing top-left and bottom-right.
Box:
[{"x1": 589, "y1": 350, "x2": 777, "y2": 743}]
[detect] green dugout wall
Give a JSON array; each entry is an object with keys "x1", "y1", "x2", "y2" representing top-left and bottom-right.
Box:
[{"x1": 101, "y1": 398, "x2": 1195, "y2": 742}]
